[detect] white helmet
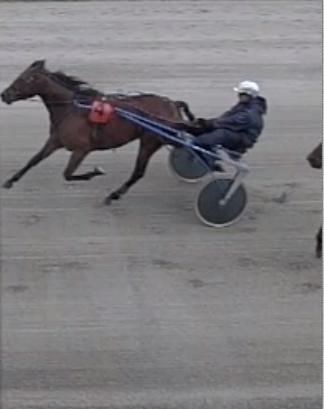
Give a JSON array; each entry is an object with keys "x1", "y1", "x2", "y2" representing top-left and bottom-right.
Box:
[{"x1": 234, "y1": 80, "x2": 260, "y2": 97}]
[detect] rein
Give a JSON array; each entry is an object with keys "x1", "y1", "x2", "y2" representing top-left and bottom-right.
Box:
[
  {"x1": 27, "y1": 70, "x2": 193, "y2": 129},
  {"x1": 29, "y1": 95, "x2": 190, "y2": 127},
  {"x1": 29, "y1": 97, "x2": 71, "y2": 104}
]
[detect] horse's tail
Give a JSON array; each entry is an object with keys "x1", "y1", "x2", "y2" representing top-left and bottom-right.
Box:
[{"x1": 174, "y1": 100, "x2": 196, "y2": 121}]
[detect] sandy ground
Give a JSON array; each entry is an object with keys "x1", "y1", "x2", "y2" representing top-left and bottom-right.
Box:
[{"x1": 0, "y1": 1, "x2": 322, "y2": 408}]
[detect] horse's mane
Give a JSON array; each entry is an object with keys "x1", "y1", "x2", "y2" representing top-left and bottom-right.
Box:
[
  {"x1": 50, "y1": 70, "x2": 101, "y2": 96},
  {"x1": 49, "y1": 71, "x2": 164, "y2": 101}
]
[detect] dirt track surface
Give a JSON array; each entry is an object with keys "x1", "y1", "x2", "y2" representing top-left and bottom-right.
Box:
[{"x1": 0, "y1": 1, "x2": 322, "y2": 408}]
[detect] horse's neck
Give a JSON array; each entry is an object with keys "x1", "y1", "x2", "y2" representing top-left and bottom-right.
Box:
[{"x1": 38, "y1": 78, "x2": 73, "y2": 123}]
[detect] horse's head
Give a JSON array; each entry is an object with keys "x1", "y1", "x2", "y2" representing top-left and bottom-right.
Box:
[
  {"x1": 1, "y1": 60, "x2": 46, "y2": 104},
  {"x1": 307, "y1": 142, "x2": 322, "y2": 169}
]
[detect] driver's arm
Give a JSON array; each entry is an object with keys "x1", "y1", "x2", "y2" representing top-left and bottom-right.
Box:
[{"x1": 211, "y1": 110, "x2": 251, "y2": 130}]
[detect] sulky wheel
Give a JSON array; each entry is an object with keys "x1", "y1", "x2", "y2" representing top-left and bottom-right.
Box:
[
  {"x1": 195, "y1": 178, "x2": 247, "y2": 227},
  {"x1": 168, "y1": 147, "x2": 209, "y2": 183}
]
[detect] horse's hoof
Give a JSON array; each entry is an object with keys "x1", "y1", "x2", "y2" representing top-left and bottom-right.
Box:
[
  {"x1": 104, "y1": 196, "x2": 112, "y2": 205},
  {"x1": 94, "y1": 166, "x2": 105, "y2": 176},
  {"x1": 104, "y1": 192, "x2": 120, "y2": 205},
  {"x1": 3, "y1": 180, "x2": 13, "y2": 189}
]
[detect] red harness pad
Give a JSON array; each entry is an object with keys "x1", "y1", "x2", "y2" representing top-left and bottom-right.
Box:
[{"x1": 88, "y1": 100, "x2": 115, "y2": 124}]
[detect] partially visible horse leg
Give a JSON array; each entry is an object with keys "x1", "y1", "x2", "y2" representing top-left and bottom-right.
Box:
[
  {"x1": 307, "y1": 142, "x2": 322, "y2": 169},
  {"x1": 316, "y1": 226, "x2": 322, "y2": 258},
  {"x1": 63, "y1": 150, "x2": 105, "y2": 181},
  {"x1": 3, "y1": 137, "x2": 61, "y2": 189},
  {"x1": 105, "y1": 138, "x2": 162, "y2": 204}
]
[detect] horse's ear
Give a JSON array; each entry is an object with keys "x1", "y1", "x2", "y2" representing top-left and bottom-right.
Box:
[{"x1": 31, "y1": 60, "x2": 46, "y2": 70}]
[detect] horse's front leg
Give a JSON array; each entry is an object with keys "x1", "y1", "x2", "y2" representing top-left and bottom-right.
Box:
[
  {"x1": 316, "y1": 226, "x2": 322, "y2": 258},
  {"x1": 63, "y1": 150, "x2": 105, "y2": 181},
  {"x1": 105, "y1": 138, "x2": 162, "y2": 204},
  {"x1": 3, "y1": 138, "x2": 61, "y2": 188}
]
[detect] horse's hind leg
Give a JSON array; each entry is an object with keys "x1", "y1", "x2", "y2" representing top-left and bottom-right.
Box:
[
  {"x1": 105, "y1": 138, "x2": 162, "y2": 204},
  {"x1": 3, "y1": 138, "x2": 61, "y2": 189},
  {"x1": 63, "y1": 150, "x2": 105, "y2": 181},
  {"x1": 316, "y1": 226, "x2": 322, "y2": 258}
]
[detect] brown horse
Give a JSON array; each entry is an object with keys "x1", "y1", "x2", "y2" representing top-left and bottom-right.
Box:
[
  {"x1": 307, "y1": 142, "x2": 322, "y2": 258},
  {"x1": 1, "y1": 60, "x2": 195, "y2": 203}
]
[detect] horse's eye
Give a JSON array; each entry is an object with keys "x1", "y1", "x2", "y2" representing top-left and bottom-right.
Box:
[{"x1": 25, "y1": 76, "x2": 34, "y2": 84}]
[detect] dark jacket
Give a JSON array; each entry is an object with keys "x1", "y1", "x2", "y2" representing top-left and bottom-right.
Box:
[{"x1": 202, "y1": 96, "x2": 267, "y2": 143}]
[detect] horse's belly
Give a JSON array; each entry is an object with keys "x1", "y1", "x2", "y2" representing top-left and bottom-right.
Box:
[
  {"x1": 92, "y1": 121, "x2": 138, "y2": 150},
  {"x1": 94, "y1": 133, "x2": 137, "y2": 150},
  {"x1": 62, "y1": 132, "x2": 92, "y2": 151}
]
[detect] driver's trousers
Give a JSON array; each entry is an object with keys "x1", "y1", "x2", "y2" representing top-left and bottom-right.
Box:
[{"x1": 194, "y1": 128, "x2": 247, "y2": 152}]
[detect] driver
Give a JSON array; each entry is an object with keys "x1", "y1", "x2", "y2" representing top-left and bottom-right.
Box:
[{"x1": 191, "y1": 80, "x2": 267, "y2": 154}]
